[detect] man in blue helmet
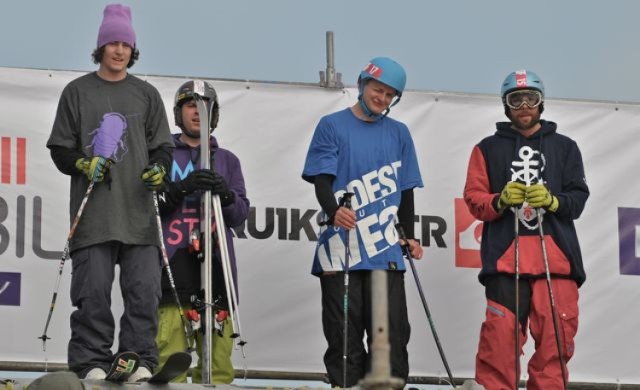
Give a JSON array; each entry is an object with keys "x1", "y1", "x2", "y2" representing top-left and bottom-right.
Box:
[
  {"x1": 464, "y1": 70, "x2": 589, "y2": 389},
  {"x1": 302, "y1": 57, "x2": 424, "y2": 387}
]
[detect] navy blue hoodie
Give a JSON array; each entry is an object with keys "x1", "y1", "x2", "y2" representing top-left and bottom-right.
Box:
[{"x1": 464, "y1": 120, "x2": 589, "y2": 287}]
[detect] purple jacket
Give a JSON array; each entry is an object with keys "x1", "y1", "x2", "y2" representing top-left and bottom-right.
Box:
[{"x1": 159, "y1": 133, "x2": 249, "y2": 306}]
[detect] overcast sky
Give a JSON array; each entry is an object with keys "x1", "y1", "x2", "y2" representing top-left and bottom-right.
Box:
[{"x1": 1, "y1": 0, "x2": 639, "y2": 102}]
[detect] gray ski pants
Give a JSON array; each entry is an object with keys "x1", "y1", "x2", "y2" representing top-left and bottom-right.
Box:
[{"x1": 67, "y1": 242, "x2": 162, "y2": 376}]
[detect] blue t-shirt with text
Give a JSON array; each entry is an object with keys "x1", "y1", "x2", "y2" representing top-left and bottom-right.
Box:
[{"x1": 302, "y1": 108, "x2": 423, "y2": 275}]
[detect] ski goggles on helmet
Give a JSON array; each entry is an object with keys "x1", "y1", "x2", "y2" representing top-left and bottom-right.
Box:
[{"x1": 504, "y1": 90, "x2": 543, "y2": 109}]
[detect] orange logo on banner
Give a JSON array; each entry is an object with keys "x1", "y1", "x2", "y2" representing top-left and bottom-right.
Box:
[{"x1": 454, "y1": 198, "x2": 482, "y2": 268}]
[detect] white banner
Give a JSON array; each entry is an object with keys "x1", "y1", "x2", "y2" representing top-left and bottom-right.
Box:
[{"x1": 0, "y1": 67, "x2": 638, "y2": 384}]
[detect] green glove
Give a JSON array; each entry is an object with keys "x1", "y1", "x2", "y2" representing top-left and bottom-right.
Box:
[
  {"x1": 75, "y1": 156, "x2": 112, "y2": 183},
  {"x1": 497, "y1": 181, "x2": 526, "y2": 211},
  {"x1": 141, "y1": 163, "x2": 166, "y2": 191},
  {"x1": 526, "y1": 183, "x2": 559, "y2": 212}
]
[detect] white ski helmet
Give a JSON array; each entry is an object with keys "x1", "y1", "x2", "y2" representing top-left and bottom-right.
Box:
[{"x1": 173, "y1": 80, "x2": 220, "y2": 132}]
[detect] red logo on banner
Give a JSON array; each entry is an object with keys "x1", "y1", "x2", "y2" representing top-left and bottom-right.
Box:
[
  {"x1": 1, "y1": 137, "x2": 26, "y2": 185},
  {"x1": 515, "y1": 70, "x2": 528, "y2": 88},
  {"x1": 363, "y1": 63, "x2": 383, "y2": 78},
  {"x1": 454, "y1": 198, "x2": 482, "y2": 268}
]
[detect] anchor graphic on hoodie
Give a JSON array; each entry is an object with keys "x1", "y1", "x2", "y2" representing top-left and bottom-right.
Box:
[{"x1": 511, "y1": 145, "x2": 546, "y2": 230}]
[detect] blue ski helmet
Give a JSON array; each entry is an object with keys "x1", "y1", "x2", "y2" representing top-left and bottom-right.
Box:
[
  {"x1": 357, "y1": 57, "x2": 406, "y2": 120},
  {"x1": 501, "y1": 70, "x2": 545, "y2": 115},
  {"x1": 501, "y1": 70, "x2": 545, "y2": 98},
  {"x1": 358, "y1": 57, "x2": 407, "y2": 98}
]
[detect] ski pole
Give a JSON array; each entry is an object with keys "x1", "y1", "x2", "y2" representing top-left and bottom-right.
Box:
[
  {"x1": 211, "y1": 188, "x2": 247, "y2": 352},
  {"x1": 39, "y1": 181, "x2": 95, "y2": 353},
  {"x1": 513, "y1": 206, "x2": 521, "y2": 390},
  {"x1": 536, "y1": 208, "x2": 568, "y2": 390},
  {"x1": 341, "y1": 192, "x2": 354, "y2": 389},
  {"x1": 152, "y1": 190, "x2": 195, "y2": 351},
  {"x1": 395, "y1": 221, "x2": 455, "y2": 388}
]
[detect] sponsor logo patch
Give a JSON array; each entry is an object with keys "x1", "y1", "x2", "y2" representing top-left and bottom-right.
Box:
[
  {"x1": 618, "y1": 207, "x2": 640, "y2": 275},
  {"x1": 0, "y1": 272, "x2": 21, "y2": 306}
]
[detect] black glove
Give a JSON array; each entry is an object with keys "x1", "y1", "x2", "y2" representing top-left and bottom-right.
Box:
[
  {"x1": 210, "y1": 173, "x2": 234, "y2": 207},
  {"x1": 178, "y1": 169, "x2": 217, "y2": 194}
]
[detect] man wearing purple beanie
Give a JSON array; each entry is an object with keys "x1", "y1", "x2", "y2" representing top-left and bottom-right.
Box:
[{"x1": 47, "y1": 3, "x2": 174, "y2": 382}]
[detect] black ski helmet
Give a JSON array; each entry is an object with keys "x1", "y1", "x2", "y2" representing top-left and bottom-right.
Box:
[{"x1": 173, "y1": 80, "x2": 220, "y2": 132}]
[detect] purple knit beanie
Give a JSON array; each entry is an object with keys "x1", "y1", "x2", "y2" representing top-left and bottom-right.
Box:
[{"x1": 97, "y1": 3, "x2": 136, "y2": 48}]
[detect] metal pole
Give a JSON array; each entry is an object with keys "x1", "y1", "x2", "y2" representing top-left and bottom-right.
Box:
[
  {"x1": 514, "y1": 207, "x2": 521, "y2": 390},
  {"x1": 341, "y1": 192, "x2": 354, "y2": 389},
  {"x1": 39, "y1": 181, "x2": 95, "y2": 355},
  {"x1": 152, "y1": 191, "x2": 193, "y2": 351},
  {"x1": 326, "y1": 31, "x2": 336, "y2": 88},
  {"x1": 536, "y1": 208, "x2": 568, "y2": 390},
  {"x1": 320, "y1": 31, "x2": 342, "y2": 88},
  {"x1": 211, "y1": 191, "x2": 245, "y2": 349},
  {"x1": 395, "y1": 223, "x2": 455, "y2": 387},
  {"x1": 359, "y1": 271, "x2": 404, "y2": 390}
]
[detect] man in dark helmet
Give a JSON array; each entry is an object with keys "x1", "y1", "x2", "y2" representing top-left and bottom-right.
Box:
[
  {"x1": 155, "y1": 79, "x2": 249, "y2": 383},
  {"x1": 464, "y1": 70, "x2": 589, "y2": 389},
  {"x1": 46, "y1": 3, "x2": 173, "y2": 382},
  {"x1": 302, "y1": 57, "x2": 424, "y2": 387}
]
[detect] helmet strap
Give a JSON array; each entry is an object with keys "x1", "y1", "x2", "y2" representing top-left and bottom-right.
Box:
[
  {"x1": 389, "y1": 96, "x2": 401, "y2": 108},
  {"x1": 358, "y1": 98, "x2": 385, "y2": 121}
]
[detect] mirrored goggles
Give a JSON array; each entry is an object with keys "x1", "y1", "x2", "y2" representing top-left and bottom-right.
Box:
[{"x1": 505, "y1": 90, "x2": 543, "y2": 109}]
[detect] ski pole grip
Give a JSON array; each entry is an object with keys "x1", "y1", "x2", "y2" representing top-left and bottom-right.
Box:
[
  {"x1": 394, "y1": 223, "x2": 412, "y2": 253},
  {"x1": 342, "y1": 192, "x2": 354, "y2": 210}
]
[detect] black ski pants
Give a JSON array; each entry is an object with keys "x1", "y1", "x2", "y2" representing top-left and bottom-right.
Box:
[
  {"x1": 320, "y1": 270, "x2": 410, "y2": 387},
  {"x1": 68, "y1": 242, "x2": 162, "y2": 376}
]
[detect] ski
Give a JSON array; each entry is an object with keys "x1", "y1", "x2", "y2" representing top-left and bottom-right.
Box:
[
  {"x1": 195, "y1": 94, "x2": 214, "y2": 383},
  {"x1": 105, "y1": 351, "x2": 140, "y2": 382},
  {"x1": 148, "y1": 351, "x2": 192, "y2": 384}
]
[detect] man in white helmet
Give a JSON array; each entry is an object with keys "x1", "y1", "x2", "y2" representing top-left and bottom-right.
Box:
[
  {"x1": 302, "y1": 57, "x2": 424, "y2": 387},
  {"x1": 464, "y1": 70, "x2": 589, "y2": 389},
  {"x1": 156, "y1": 80, "x2": 249, "y2": 383}
]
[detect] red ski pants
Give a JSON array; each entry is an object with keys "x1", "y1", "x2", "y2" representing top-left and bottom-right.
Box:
[{"x1": 475, "y1": 276, "x2": 579, "y2": 390}]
